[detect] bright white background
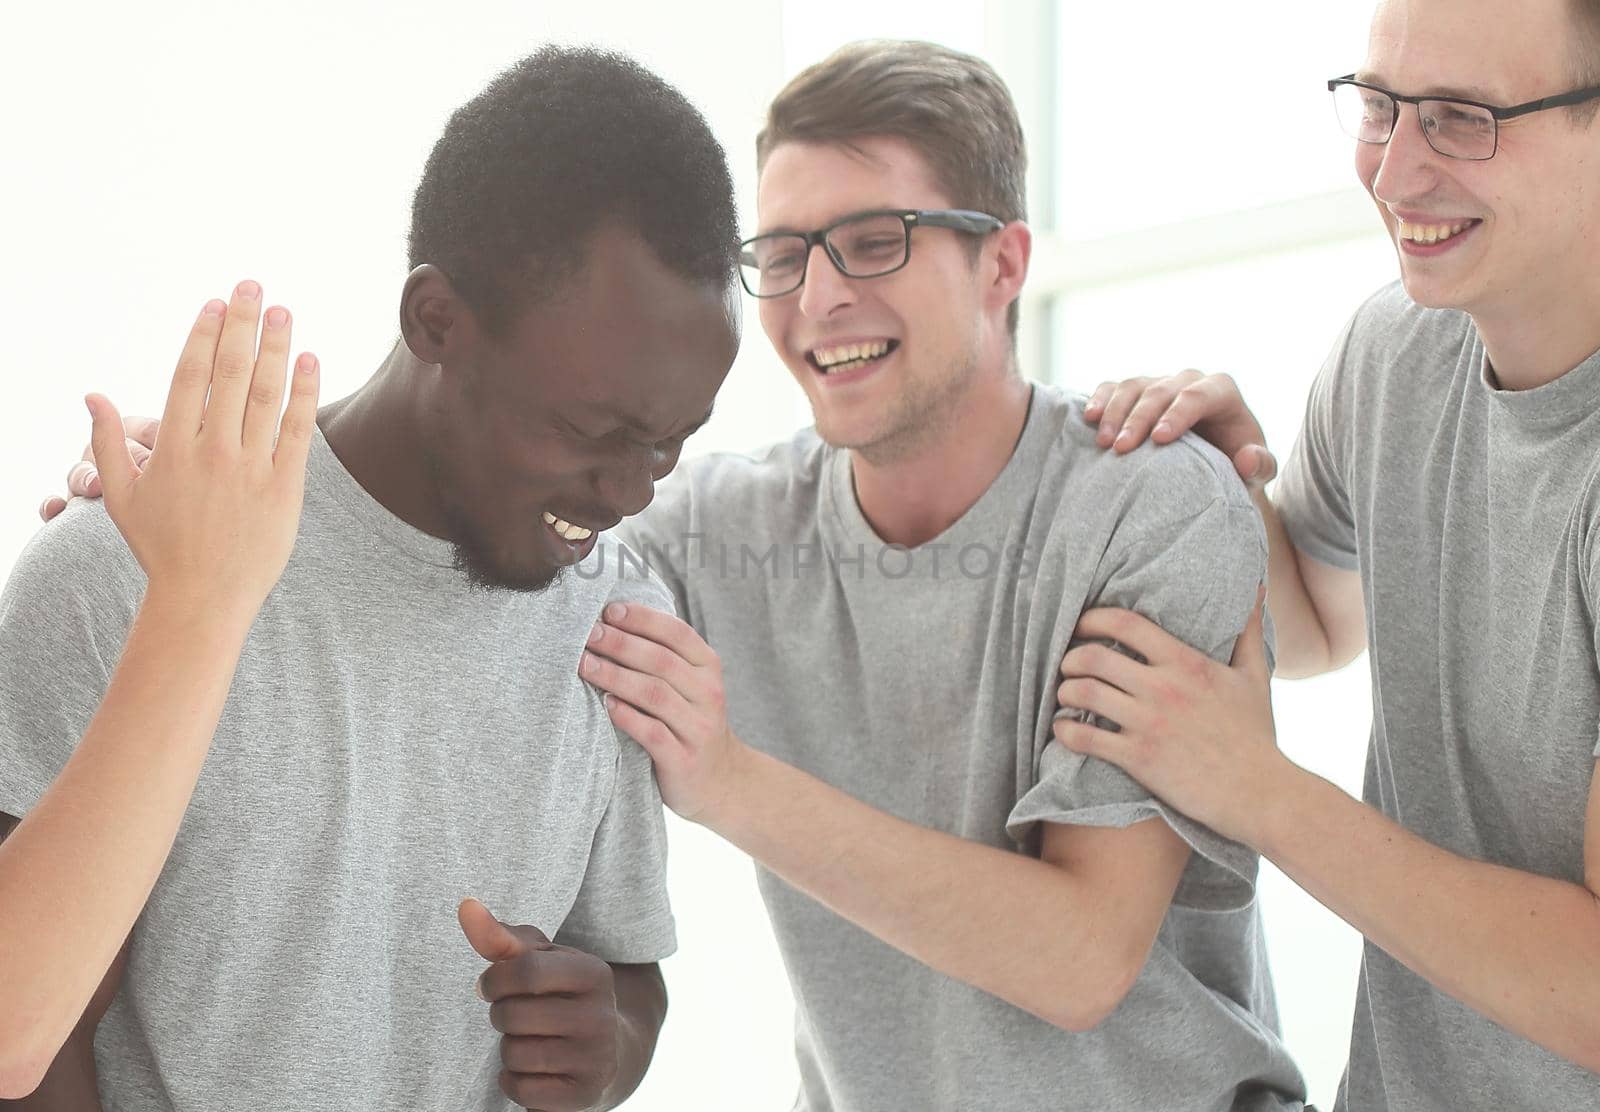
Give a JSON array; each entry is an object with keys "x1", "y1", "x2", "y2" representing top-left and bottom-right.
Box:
[{"x1": 1, "y1": 1, "x2": 1397, "y2": 1108}]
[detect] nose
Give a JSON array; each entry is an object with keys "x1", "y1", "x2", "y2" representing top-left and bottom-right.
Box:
[
  {"x1": 795, "y1": 242, "x2": 857, "y2": 319},
  {"x1": 1369, "y1": 102, "x2": 1443, "y2": 208},
  {"x1": 592, "y1": 450, "x2": 656, "y2": 520}
]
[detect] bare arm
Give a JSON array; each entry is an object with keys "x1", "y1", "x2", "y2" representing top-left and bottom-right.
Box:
[
  {"x1": 0, "y1": 286, "x2": 320, "y2": 1096},
  {"x1": 697, "y1": 748, "x2": 1189, "y2": 1031},
  {"x1": 1253, "y1": 758, "x2": 1600, "y2": 1072},
  {"x1": 0, "y1": 813, "x2": 128, "y2": 1111},
  {"x1": 1251, "y1": 486, "x2": 1366, "y2": 678},
  {"x1": 1059, "y1": 606, "x2": 1600, "y2": 1072},
  {"x1": 581, "y1": 605, "x2": 1192, "y2": 1032}
]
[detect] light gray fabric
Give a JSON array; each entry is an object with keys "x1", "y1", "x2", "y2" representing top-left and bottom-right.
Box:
[
  {"x1": 1277, "y1": 281, "x2": 1600, "y2": 1112},
  {"x1": 0, "y1": 428, "x2": 676, "y2": 1111},
  {"x1": 618, "y1": 383, "x2": 1307, "y2": 1111}
]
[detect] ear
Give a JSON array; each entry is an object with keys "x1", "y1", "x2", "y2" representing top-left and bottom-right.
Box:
[
  {"x1": 985, "y1": 219, "x2": 1032, "y2": 320},
  {"x1": 399, "y1": 264, "x2": 482, "y2": 365}
]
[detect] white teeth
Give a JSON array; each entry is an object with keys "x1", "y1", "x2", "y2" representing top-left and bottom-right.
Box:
[
  {"x1": 540, "y1": 511, "x2": 592, "y2": 542},
  {"x1": 811, "y1": 339, "x2": 891, "y2": 368},
  {"x1": 1399, "y1": 220, "x2": 1470, "y2": 244}
]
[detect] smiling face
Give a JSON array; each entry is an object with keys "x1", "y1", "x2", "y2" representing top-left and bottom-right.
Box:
[
  {"x1": 1357, "y1": 0, "x2": 1600, "y2": 321},
  {"x1": 755, "y1": 137, "x2": 1010, "y2": 462},
  {"x1": 426, "y1": 227, "x2": 738, "y2": 592}
]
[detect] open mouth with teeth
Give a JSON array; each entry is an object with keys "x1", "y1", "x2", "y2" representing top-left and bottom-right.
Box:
[
  {"x1": 1397, "y1": 219, "x2": 1482, "y2": 246},
  {"x1": 807, "y1": 339, "x2": 900, "y2": 376},
  {"x1": 541, "y1": 511, "x2": 594, "y2": 544}
]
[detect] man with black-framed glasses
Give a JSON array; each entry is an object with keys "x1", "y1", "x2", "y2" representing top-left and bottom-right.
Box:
[
  {"x1": 577, "y1": 39, "x2": 1309, "y2": 1112},
  {"x1": 1068, "y1": 0, "x2": 1600, "y2": 1108}
]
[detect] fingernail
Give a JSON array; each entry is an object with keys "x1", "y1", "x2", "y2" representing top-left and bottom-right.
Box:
[
  {"x1": 84, "y1": 468, "x2": 99, "y2": 490},
  {"x1": 1154, "y1": 421, "x2": 1171, "y2": 438},
  {"x1": 236, "y1": 279, "x2": 261, "y2": 301},
  {"x1": 201, "y1": 299, "x2": 226, "y2": 318},
  {"x1": 605, "y1": 603, "x2": 625, "y2": 621},
  {"x1": 475, "y1": 977, "x2": 486, "y2": 1002},
  {"x1": 579, "y1": 652, "x2": 596, "y2": 676},
  {"x1": 264, "y1": 306, "x2": 288, "y2": 329},
  {"x1": 587, "y1": 622, "x2": 603, "y2": 645},
  {"x1": 297, "y1": 353, "x2": 318, "y2": 375},
  {"x1": 1114, "y1": 430, "x2": 1131, "y2": 448}
]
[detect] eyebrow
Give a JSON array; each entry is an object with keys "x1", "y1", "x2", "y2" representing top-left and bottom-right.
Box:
[
  {"x1": 1356, "y1": 71, "x2": 1504, "y2": 103},
  {"x1": 755, "y1": 206, "x2": 901, "y2": 236},
  {"x1": 611, "y1": 402, "x2": 716, "y2": 439}
]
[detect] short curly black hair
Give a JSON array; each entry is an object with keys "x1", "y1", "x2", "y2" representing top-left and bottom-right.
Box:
[{"x1": 409, "y1": 46, "x2": 739, "y2": 336}]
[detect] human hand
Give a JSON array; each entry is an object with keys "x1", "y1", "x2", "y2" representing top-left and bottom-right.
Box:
[
  {"x1": 1053, "y1": 591, "x2": 1285, "y2": 845},
  {"x1": 88, "y1": 281, "x2": 319, "y2": 627},
  {"x1": 578, "y1": 603, "x2": 749, "y2": 826},
  {"x1": 1081, "y1": 369, "x2": 1277, "y2": 490},
  {"x1": 39, "y1": 415, "x2": 159, "y2": 522},
  {"x1": 459, "y1": 898, "x2": 621, "y2": 1112}
]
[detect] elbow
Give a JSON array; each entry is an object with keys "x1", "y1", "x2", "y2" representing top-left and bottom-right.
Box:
[
  {"x1": 0, "y1": 1052, "x2": 50, "y2": 1102},
  {"x1": 1038, "y1": 955, "x2": 1141, "y2": 1034},
  {"x1": 0, "y1": 1017, "x2": 74, "y2": 1101}
]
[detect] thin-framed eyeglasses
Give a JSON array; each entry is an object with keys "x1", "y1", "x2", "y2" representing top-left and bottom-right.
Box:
[
  {"x1": 1328, "y1": 73, "x2": 1600, "y2": 160},
  {"x1": 738, "y1": 208, "x2": 1005, "y2": 299}
]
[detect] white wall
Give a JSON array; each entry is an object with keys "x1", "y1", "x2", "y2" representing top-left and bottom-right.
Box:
[{"x1": 3, "y1": 2, "x2": 1399, "y2": 1109}]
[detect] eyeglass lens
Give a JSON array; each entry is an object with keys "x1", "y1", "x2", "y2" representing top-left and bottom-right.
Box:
[{"x1": 1332, "y1": 83, "x2": 1498, "y2": 159}]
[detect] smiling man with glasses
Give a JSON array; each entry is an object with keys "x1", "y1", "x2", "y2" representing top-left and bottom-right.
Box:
[
  {"x1": 583, "y1": 39, "x2": 1309, "y2": 1112},
  {"x1": 1064, "y1": 0, "x2": 1600, "y2": 1108}
]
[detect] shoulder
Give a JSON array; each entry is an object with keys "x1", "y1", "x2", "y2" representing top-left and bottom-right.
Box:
[
  {"x1": 1034, "y1": 383, "x2": 1258, "y2": 541},
  {"x1": 665, "y1": 428, "x2": 830, "y2": 505},
  {"x1": 0, "y1": 500, "x2": 144, "y2": 624}
]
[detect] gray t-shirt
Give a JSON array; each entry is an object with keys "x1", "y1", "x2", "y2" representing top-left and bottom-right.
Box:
[
  {"x1": 1278, "y1": 282, "x2": 1600, "y2": 1111},
  {"x1": 0, "y1": 429, "x2": 676, "y2": 1111},
  {"x1": 617, "y1": 383, "x2": 1307, "y2": 1111}
]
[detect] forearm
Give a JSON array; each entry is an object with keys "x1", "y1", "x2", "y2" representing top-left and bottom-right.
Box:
[
  {"x1": 598, "y1": 964, "x2": 667, "y2": 1110},
  {"x1": 0, "y1": 1033, "x2": 101, "y2": 1111},
  {"x1": 704, "y1": 746, "x2": 1140, "y2": 1031},
  {"x1": 1254, "y1": 763, "x2": 1600, "y2": 1071},
  {"x1": 0, "y1": 592, "x2": 251, "y2": 1091}
]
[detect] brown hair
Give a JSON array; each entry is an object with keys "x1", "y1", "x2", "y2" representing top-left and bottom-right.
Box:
[
  {"x1": 757, "y1": 40, "x2": 1028, "y2": 338},
  {"x1": 1572, "y1": 0, "x2": 1600, "y2": 123}
]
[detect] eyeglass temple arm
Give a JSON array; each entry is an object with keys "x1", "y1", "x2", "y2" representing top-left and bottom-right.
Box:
[{"x1": 912, "y1": 210, "x2": 1007, "y2": 234}]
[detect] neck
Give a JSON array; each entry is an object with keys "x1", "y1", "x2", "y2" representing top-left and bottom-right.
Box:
[
  {"x1": 1472, "y1": 280, "x2": 1600, "y2": 392},
  {"x1": 848, "y1": 369, "x2": 1033, "y2": 548},
  {"x1": 319, "y1": 343, "x2": 455, "y2": 540}
]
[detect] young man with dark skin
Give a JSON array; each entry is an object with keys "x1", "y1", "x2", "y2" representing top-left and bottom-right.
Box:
[
  {"x1": 1048, "y1": 0, "x2": 1600, "y2": 1107},
  {"x1": 0, "y1": 47, "x2": 738, "y2": 1111},
  {"x1": 41, "y1": 43, "x2": 1310, "y2": 1111}
]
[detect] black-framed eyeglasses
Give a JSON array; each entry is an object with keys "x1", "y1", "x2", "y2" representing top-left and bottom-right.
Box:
[
  {"x1": 1328, "y1": 73, "x2": 1600, "y2": 161},
  {"x1": 738, "y1": 208, "x2": 1004, "y2": 298}
]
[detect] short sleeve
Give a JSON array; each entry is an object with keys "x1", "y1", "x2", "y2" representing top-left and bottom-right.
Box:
[
  {"x1": 553, "y1": 571, "x2": 678, "y2": 963},
  {"x1": 552, "y1": 731, "x2": 677, "y2": 963},
  {"x1": 613, "y1": 468, "x2": 695, "y2": 624},
  {"x1": 1277, "y1": 315, "x2": 1361, "y2": 572},
  {"x1": 1007, "y1": 458, "x2": 1270, "y2": 911},
  {"x1": 0, "y1": 502, "x2": 144, "y2": 819}
]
